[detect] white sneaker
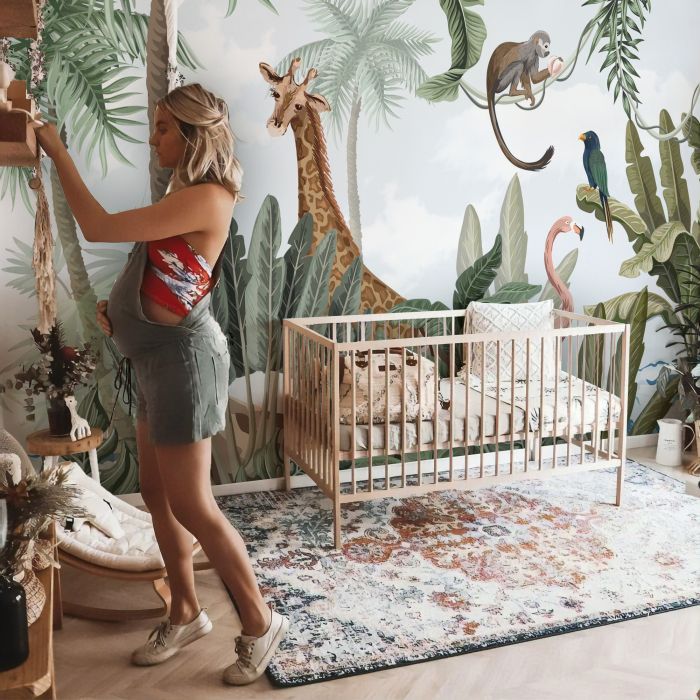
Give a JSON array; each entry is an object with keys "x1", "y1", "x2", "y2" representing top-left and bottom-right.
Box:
[
  {"x1": 222, "y1": 609, "x2": 289, "y2": 685},
  {"x1": 131, "y1": 608, "x2": 212, "y2": 666}
]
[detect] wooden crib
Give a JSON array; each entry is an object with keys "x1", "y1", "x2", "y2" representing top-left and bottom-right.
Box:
[{"x1": 283, "y1": 309, "x2": 630, "y2": 548}]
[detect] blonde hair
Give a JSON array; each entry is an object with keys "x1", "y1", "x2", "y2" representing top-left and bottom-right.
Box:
[{"x1": 157, "y1": 83, "x2": 242, "y2": 199}]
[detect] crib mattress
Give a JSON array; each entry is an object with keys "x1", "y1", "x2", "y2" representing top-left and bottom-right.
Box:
[{"x1": 338, "y1": 372, "x2": 621, "y2": 453}]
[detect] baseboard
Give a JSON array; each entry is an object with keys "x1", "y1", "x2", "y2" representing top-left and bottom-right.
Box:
[
  {"x1": 627, "y1": 434, "x2": 658, "y2": 449},
  {"x1": 117, "y1": 433, "x2": 659, "y2": 507}
]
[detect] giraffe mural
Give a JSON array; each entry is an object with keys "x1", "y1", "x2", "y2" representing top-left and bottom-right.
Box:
[{"x1": 259, "y1": 58, "x2": 404, "y2": 313}]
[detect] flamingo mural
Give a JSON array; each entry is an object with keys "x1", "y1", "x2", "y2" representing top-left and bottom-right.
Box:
[{"x1": 543, "y1": 215, "x2": 584, "y2": 314}]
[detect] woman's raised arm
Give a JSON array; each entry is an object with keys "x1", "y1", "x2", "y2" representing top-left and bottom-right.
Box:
[{"x1": 32, "y1": 121, "x2": 233, "y2": 243}]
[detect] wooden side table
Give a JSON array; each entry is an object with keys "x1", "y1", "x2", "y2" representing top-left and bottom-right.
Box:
[
  {"x1": 26, "y1": 428, "x2": 104, "y2": 481},
  {"x1": 0, "y1": 524, "x2": 57, "y2": 699}
]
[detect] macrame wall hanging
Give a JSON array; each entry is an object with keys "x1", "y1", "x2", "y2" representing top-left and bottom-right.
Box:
[
  {"x1": 164, "y1": 0, "x2": 184, "y2": 92},
  {"x1": 0, "y1": 0, "x2": 55, "y2": 335}
]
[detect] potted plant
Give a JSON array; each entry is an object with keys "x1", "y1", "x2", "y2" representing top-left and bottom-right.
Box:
[
  {"x1": 656, "y1": 262, "x2": 700, "y2": 472},
  {"x1": 8, "y1": 322, "x2": 96, "y2": 436}
]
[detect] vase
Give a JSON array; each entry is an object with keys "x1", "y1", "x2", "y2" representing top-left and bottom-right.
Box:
[
  {"x1": 655, "y1": 418, "x2": 695, "y2": 467},
  {"x1": 46, "y1": 397, "x2": 72, "y2": 437},
  {"x1": 19, "y1": 568, "x2": 46, "y2": 626},
  {"x1": 0, "y1": 574, "x2": 29, "y2": 671}
]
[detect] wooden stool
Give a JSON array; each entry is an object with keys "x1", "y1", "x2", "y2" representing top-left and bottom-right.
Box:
[{"x1": 26, "y1": 428, "x2": 104, "y2": 481}]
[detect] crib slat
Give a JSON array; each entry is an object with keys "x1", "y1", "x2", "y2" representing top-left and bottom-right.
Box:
[
  {"x1": 385, "y1": 347, "x2": 390, "y2": 491},
  {"x1": 465, "y1": 339, "x2": 471, "y2": 482},
  {"x1": 298, "y1": 333, "x2": 303, "y2": 464},
  {"x1": 538, "y1": 337, "x2": 545, "y2": 471},
  {"x1": 416, "y1": 348, "x2": 422, "y2": 483},
  {"x1": 325, "y1": 341, "x2": 330, "y2": 487},
  {"x1": 525, "y1": 338, "x2": 531, "y2": 473},
  {"x1": 401, "y1": 347, "x2": 407, "y2": 489},
  {"x1": 318, "y1": 342, "x2": 323, "y2": 488},
  {"x1": 325, "y1": 344, "x2": 331, "y2": 490},
  {"x1": 617, "y1": 323, "x2": 630, "y2": 505},
  {"x1": 300, "y1": 336, "x2": 306, "y2": 468},
  {"x1": 314, "y1": 342, "x2": 320, "y2": 482},
  {"x1": 305, "y1": 337, "x2": 311, "y2": 471},
  {"x1": 433, "y1": 342, "x2": 439, "y2": 486},
  {"x1": 351, "y1": 347, "x2": 356, "y2": 495},
  {"x1": 449, "y1": 341, "x2": 455, "y2": 482},
  {"x1": 495, "y1": 339, "x2": 501, "y2": 477},
  {"x1": 480, "y1": 340, "x2": 485, "y2": 479},
  {"x1": 510, "y1": 338, "x2": 516, "y2": 476},
  {"x1": 581, "y1": 331, "x2": 586, "y2": 464},
  {"x1": 594, "y1": 349, "x2": 601, "y2": 464},
  {"x1": 566, "y1": 336, "x2": 573, "y2": 468},
  {"x1": 368, "y1": 342, "x2": 374, "y2": 493},
  {"x1": 553, "y1": 335, "x2": 560, "y2": 469},
  {"x1": 607, "y1": 332, "x2": 615, "y2": 457}
]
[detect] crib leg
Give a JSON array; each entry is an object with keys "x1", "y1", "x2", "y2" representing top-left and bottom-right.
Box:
[
  {"x1": 615, "y1": 460, "x2": 624, "y2": 506},
  {"x1": 284, "y1": 454, "x2": 292, "y2": 492},
  {"x1": 333, "y1": 496, "x2": 342, "y2": 549}
]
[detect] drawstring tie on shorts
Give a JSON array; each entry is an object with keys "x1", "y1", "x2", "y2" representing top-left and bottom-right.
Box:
[{"x1": 109, "y1": 355, "x2": 134, "y2": 425}]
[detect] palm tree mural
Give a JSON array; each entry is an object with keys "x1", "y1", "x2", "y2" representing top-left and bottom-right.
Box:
[
  {"x1": 277, "y1": 0, "x2": 438, "y2": 249},
  {"x1": 0, "y1": 0, "x2": 275, "y2": 492}
]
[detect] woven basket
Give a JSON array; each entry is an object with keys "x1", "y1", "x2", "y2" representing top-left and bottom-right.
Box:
[{"x1": 20, "y1": 568, "x2": 46, "y2": 626}]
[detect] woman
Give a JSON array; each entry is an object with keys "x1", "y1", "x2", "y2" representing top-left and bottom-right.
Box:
[{"x1": 32, "y1": 84, "x2": 288, "y2": 686}]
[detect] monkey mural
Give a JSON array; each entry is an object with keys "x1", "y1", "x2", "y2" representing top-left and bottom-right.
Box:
[{"x1": 486, "y1": 30, "x2": 563, "y2": 171}]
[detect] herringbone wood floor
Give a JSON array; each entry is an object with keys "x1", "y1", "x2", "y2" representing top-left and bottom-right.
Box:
[{"x1": 9, "y1": 448, "x2": 700, "y2": 700}]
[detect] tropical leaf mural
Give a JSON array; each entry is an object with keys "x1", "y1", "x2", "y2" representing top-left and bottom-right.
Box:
[
  {"x1": 493, "y1": 175, "x2": 528, "y2": 292},
  {"x1": 0, "y1": 0, "x2": 278, "y2": 492},
  {"x1": 578, "y1": 116, "x2": 700, "y2": 432},
  {"x1": 244, "y1": 195, "x2": 285, "y2": 372},
  {"x1": 416, "y1": 0, "x2": 486, "y2": 103},
  {"x1": 0, "y1": 0, "x2": 697, "y2": 497},
  {"x1": 456, "y1": 204, "x2": 483, "y2": 278}
]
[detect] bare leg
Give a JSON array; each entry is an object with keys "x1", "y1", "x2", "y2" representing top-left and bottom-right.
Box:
[
  {"x1": 137, "y1": 419, "x2": 200, "y2": 625},
  {"x1": 154, "y1": 437, "x2": 271, "y2": 637}
]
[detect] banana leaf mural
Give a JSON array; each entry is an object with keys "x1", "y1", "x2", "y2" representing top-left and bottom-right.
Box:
[
  {"x1": 577, "y1": 114, "x2": 700, "y2": 433},
  {"x1": 210, "y1": 195, "x2": 362, "y2": 484}
]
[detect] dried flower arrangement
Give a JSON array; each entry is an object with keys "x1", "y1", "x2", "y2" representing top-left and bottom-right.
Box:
[
  {"x1": 7, "y1": 322, "x2": 96, "y2": 422},
  {"x1": 0, "y1": 463, "x2": 86, "y2": 578}
]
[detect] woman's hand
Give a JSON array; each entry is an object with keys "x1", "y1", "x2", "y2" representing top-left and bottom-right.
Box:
[
  {"x1": 29, "y1": 117, "x2": 66, "y2": 161},
  {"x1": 96, "y1": 300, "x2": 113, "y2": 337}
]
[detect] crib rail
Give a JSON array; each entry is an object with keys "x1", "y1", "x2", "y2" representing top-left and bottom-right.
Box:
[{"x1": 283, "y1": 309, "x2": 629, "y2": 548}]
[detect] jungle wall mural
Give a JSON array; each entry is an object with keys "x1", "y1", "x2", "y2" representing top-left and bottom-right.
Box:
[{"x1": 0, "y1": 0, "x2": 698, "y2": 493}]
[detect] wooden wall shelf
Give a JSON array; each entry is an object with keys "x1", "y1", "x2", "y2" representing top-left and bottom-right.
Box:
[
  {"x1": 0, "y1": 0, "x2": 38, "y2": 39},
  {"x1": 0, "y1": 79, "x2": 38, "y2": 167}
]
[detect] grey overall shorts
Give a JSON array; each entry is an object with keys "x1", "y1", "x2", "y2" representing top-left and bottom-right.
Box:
[{"x1": 108, "y1": 241, "x2": 229, "y2": 444}]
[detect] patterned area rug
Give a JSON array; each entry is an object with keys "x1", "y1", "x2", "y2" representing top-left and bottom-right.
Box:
[{"x1": 216, "y1": 461, "x2": 700, "y2": 687}]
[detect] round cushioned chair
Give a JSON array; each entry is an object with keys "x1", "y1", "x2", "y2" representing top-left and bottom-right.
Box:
[{"x1": 55, "y1": 461, "x2": 211, "y2": 624}]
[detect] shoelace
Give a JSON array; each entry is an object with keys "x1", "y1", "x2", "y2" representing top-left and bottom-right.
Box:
[
  {"x1": 234, "y1": 636, "x2": 255, "y2": 667},
  {"x1": 148, "y1": 621, "x2": 172, "y2": 648}
]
